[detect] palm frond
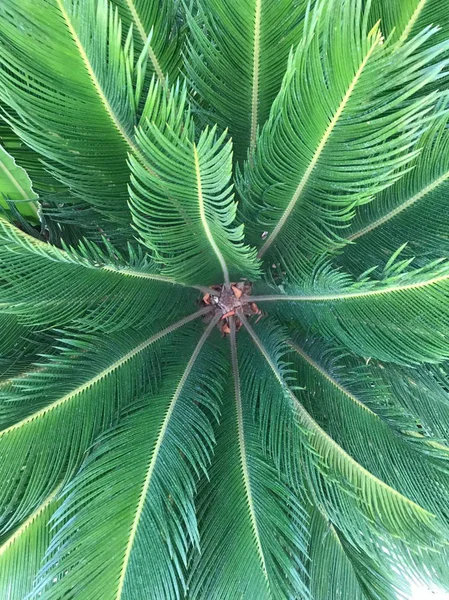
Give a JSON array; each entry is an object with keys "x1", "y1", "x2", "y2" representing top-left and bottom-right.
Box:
[
  {"x1": 30, "y1": 322, "x2": 225, "y2": 600},
  {"x1": 129, "y1": 81, "x2": 260, "y2": 286},
  {"x1": 188, "y1": 318, "x2": 309, "y2": 600},
  {"x1": 238, "y1": 0, "x2": 449, "y2": 278},
  {"x1": 185, "y1": 0, "x2": 309, "y2": 162},
  {"x1": 0, "y1": 0, "x2": 147, "y2": 226},
  {"x1": 0, "y1": 219, "x2": 197, "y2": 329},
  {"x1": 0, "y1": 312, "x2": 207, "y2": 535},
  {"x1": 339, "y1": 107, "x2": 449, "y2": 273},
  {"x1": 252, "y1": 259, "x2": 449, "y2": 363},
  {"x1": 240, "y1": 315, "x2": 445, "y2": 547}
]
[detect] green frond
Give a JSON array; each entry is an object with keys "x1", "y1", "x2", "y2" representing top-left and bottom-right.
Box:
[
  {"x1": 287, "y1": 335, "x2": 449, "y2": 526},
  {"x1": 0, "y1": 143, "x2": 38, "y2": 220},
  {"x1": 185, "y1": 0, "x2": 309, "y2": 162},
  {"x1": 0, "y1": 0, "x2": 146, "y2": 225},
  {"x1": 369, "y1": 0, "x2": 449, "y2": 46},
  {"x1": 0, "y1": 314, "x2": 206, "y2": 536},
  {"x1": 129, "y1": 81, "x2": 260, "y2": 286},
  {"x1": 188, "y1": 319, "x2": 309, "y2": 600},
  {"x1": 0, "y1": 485, "x2": 62, "y2": 600},
  {"x1": 238, "y1": 0, "x2": 449, "y2": 278},
  {"x1": 0, "y1": 219, "x2": 196, "y2": 329},
  {"x1": 30, "y1": 323, "x2": 226, "y2": 600},
  {"x1": 253, "y1": 259, "x2": 449, "y2": 363},
  {"x1": 308, "y1": 508, "x2": 408, "y2": 600},
  {"x1": 240, "y1": 315, "x2": 445, "y2": 547},
  {"x1": 339, "y1": 107, "x2": 449, "y2": 273},
  {"x1": 112, "y1": 0, "x2": 183, "y2": 85}
]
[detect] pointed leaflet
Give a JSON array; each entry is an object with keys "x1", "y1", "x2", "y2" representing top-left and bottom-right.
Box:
[
  {"x1": 111, "y1": 0, "x2": 183, "y2": 85},
  {"x1": 186, "y1": 0, "x2": 309, "y2": 161},
  {"x1": 0, "y1": 219, "x2": 195, "y2": 330},
  {"x1": 0, "y1": 487, "x2": 61, "y2": 600},
  {"x1": 0, "y1": 312, "x2": 207, "y2": 537},
  {"x1": 30, "y1": 323, "x2": 226, "y2": 600},
  {"x1": 129, "y1": 82, "x2": 260, "y2": 286},
  {"x1": 339, "y1": 106, "x2": 449, "y2": 273},
  {"x1": 0, "y1": 143, "x2": 38, "y2": 220},
  {"x1": 0, "y1": 0, "x2": 145, "y2": 225},
  {"x1": 188, "y1": 319, "x2": 309, "y2": 600},
  {"x1": 238, "y1": 0, "x2": 449, "y2": 277},
  {"x1": 252, "y1": 260, "x2": 449, "y2": 364}
]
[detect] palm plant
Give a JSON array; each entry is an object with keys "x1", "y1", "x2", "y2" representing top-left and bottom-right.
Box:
[{"x1": 1, "y1": 0, "x2": 449, "y2": 597}]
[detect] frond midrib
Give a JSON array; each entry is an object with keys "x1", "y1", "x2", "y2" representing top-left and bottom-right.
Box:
[
  {"x1": 249, "y1": 271, "x2": 449, "y2": 303},
  {"x1": 123, "y1": 0, "x2": 166, "y2": 86},
  {"x1": 229, "y1": 317, "x2": 269, "y2": 585},
  {"x1": 398, "y1": 0, "x2": 428, "y2": 45},
  {"x1": 56, "y1": 0, "x2": 139, "y2": 155},
  {"x1": 258, "y1": 32, "x2": 381, "y2": 258},
  {"x1": 194, "y1": 143, "x2": 230, "y2": 286},
  {"x1": 0, "y1": 483, "x2": 62, "y2": 556},
  {"x1": 249, "y1": 0, "x2": 262, "y2": 153}
]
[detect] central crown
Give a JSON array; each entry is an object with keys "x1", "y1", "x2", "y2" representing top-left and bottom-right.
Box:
[{"x1": 201, "y1": 282, "x2": 262, "y2": 335}]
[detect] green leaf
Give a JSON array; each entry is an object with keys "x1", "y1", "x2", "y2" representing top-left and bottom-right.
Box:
[
  {"x1": 129, "y1": 82, "x2": 260, "y2": 286},
  {"x1": 186, "y1": 0, "x2": 309, "y2": 161},
  {"x1": 253, "y1": 260, "x2": 449, "y2": 363},
  {"x1": 238, "y1": 0, "x2": 449, "y2": 277},
  {"x1": 0, "y1": 0, "x2": 146, "y2": 225},
  {"x1": 369, "y1": 0, "x2": 449, "y2": 46},
  {"x1": 0, "y1": 312, "x2": 207, "y2": 536},
  {"x1": 188, "y1": 318, "x2": 309, "y2": 600},
  {"x1": 30, "y1": 322, "x2": 225, "y2": 600},
  {"x1": 112, "y1": 0, "x2": 183, "y2": 85},
  {"x1": 339, "y1": 108, "x2": 449, "y2": 273},
  {"x1": 0, "y1": 219, "x2": 196, "y2": 329},
  {"x1": 0, "y1": 486, "x2": 62, "y2": 600},
  {"x1": 0, "y1": 143, "x2": 38, "y2": 220}
]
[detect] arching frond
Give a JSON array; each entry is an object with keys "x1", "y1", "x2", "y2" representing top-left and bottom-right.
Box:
[
  {"x1": 240, "y1": 315, "x2": 445, "y2": 547},
  {"x1": 288, "y1": 336, "x2": 449, "y2": 524},
  {"x1": 30, "y1": 323, "x2": 226, "y2": 600},
  {"x1": 185, "y1": 0, "x2": 309, "y2": 161},
  {"x1": 238, "y1": 0, "x2": 449, "y2": 278},
  {"x1": 252, "y1": 260, "x2": 449, "y2": 363},
  {"x1": 0, "y1": 0, "x2": 146, "y2": 225},
  {"x1": 0, "y1": 313, "x2": 206, "y2": 536},
  {"x1": 188, "y1": 318, "x2": 309, "y2": 600},
  {"x1": 0, "y1": 219, "x2": 196, "y2": 329},
  {"x1": 339, "y1": 107, "x2": 449, "y2": 273},
  {"x1": 129, "y1": 82, "x2": 260, "y2": 286}
]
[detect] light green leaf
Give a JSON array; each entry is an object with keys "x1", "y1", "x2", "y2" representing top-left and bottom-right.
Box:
[
  {"x1": 129, "y1": 82, "x2": 260, "y2": 286},
  {"x1": 238, "y1": 0, "x2": 449, "y2": 278},
  {"x1": 0, "y1": 143, "x2": 38, "y2": 220},
  {"x1": 186, "y1": 0, "x2": 309, "y2": 161}
]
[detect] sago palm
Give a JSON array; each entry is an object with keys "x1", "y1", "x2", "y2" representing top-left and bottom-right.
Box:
[{"x1": 1, "y1": 0, "x2": 449, "y2": 598}]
